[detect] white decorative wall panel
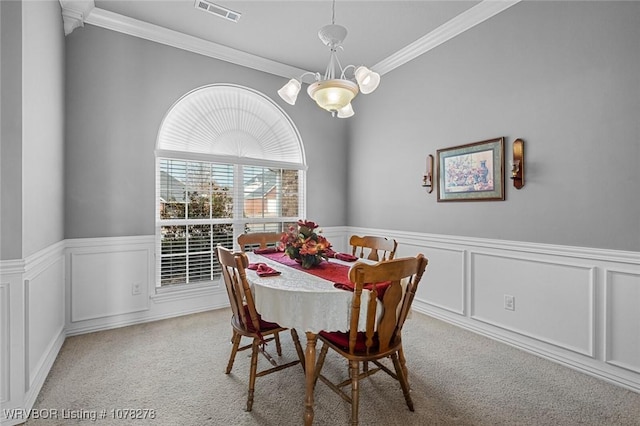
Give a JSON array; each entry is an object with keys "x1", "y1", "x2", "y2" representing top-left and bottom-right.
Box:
[
  {"x1": 416, "y1": 245, "x2": 465, "y2": 315},
  {"x1": 320, "y1": 227, "x2": 349, "y2": 254},
  {"x1": 71, "y1": 249, "x2": 150, "y2": 322},
  {"x1": 470, "y1": 253, "x2": 595, "y2": 356},
  {"x1": 605, "y1": 269, "x2": 640, "y2": 374},
  {"x1": 26, "y1": 257, "x2": 65, "y2": 387},
  {"x1": 0, "y1": 283, "x2": 9, "y2": 403}
]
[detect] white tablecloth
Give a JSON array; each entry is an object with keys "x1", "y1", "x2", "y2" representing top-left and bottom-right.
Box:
[{"x1": 246, "y1": 252, "x2": 377, "y2": 333}]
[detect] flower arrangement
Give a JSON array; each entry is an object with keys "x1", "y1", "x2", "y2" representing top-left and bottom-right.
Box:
[{"x1": 280, "y1": 220, "x2": 332, "y2": 269}]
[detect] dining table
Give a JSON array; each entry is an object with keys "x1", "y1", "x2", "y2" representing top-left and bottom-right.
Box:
[{"x1": 245, "y1": 250, "x2": 377, "y2": 426}]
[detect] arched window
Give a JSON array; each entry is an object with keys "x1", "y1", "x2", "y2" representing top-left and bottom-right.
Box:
[{"x1": 156, "y1": 84, "x2": 306, "y2": 287}]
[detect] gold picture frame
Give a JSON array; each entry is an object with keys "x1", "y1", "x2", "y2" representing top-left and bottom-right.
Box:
[{"x1": 436, "y1": 137, "x2": 505, "y2": 202}]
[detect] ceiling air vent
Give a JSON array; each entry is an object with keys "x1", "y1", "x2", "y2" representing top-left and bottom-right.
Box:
[{"x1": 194, "y1": 0, "x2": 241, "y2": 23}]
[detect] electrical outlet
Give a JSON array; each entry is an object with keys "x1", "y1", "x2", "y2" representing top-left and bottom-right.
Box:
[
  {"x1": 132, "y1": 282, "x2": 142, "y2": 296},
  {"x1": 504, "y1": 294, "x2": 515, "y2": 311}
]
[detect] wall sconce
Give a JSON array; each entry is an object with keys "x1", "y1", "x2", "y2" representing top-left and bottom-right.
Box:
[
  {"x1": 422, "y1": 154, "x2": 434, "y2": 193},
  {"x1": 511, "y1": 138, "x2": 524, "y2": 189}
]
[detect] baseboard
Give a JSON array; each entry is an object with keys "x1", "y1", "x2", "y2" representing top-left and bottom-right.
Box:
[
  {"x1": 412, "y1": 301, "x2": 640, "y2": 394},
  {"x1": 65, "y1": 302, "x2": 228, "y2": 337},
  {"x1": 24, "y1": 327, "x2": 65, "y2": 410}
]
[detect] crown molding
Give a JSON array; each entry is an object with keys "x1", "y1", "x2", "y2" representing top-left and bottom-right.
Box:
[
  {"x1": 59, "y1": 0, "x2": 95, "y2": 36},
  {"x1": 62, "y1": 1, "x2": 520, "y2": 79},
  {"x1": 83, "y1": 7, "x2": 309, "y2": 79},
  {"x1": 373, "y1": 0, "x2": 522, "y2": 75},
  {"x1": 61, "y1": 8, "x2": 84, "y2": 35}
]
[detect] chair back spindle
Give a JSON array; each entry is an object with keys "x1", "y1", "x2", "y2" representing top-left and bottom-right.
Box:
[
  {"x1": 238, "y1": 232, "x2": 282, "y2": 252},
  {"x1": 350, "y1": 235, "x2": 398, "y2": 261}
]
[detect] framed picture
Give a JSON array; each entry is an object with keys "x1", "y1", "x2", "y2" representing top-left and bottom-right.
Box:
[{"x1": 436, "y1": 137, "x2": 504, "y2": 202}]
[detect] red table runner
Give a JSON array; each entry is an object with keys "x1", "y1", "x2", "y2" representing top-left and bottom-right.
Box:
[
  {"x1": 260, "y1": 252, "x2": 351, "y2": 286},
  {"x1": 259, "y1": 252, "x2": 390, "y2": 298}
]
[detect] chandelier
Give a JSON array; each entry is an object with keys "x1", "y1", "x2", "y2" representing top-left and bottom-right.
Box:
[{"x1": 277, "y1": 0, "x2": 380, "y2": 118}]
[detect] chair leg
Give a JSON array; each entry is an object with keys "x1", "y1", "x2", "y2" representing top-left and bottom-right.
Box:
[
  {"x1": 313, "y1": 344, "x2": 329, "y2": 386},
  {"x1": 398, "y1": 346, "x2": 409, "y2": 387},
  {"x1": 246, "y1": 339, "x2": 260, "y2": 412},
  {"x1": 391, "y1": 352, "x2": 414, "y2": 412},
  {"x1": 291, "y1": 329, "x2": 306, "y2": 371},
  {"x1": 274, "y1": 331, "x2": 283, "y2": 356},
  {"x1": 226, "y1": 331, "x2": 241, "y2": 374},
  {"x1": 350, "y1": 360, "x2": 360, "y2": 426}
]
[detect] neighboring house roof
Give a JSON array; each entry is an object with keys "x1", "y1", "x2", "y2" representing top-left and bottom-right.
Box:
[
  {"x1": 160, "y1": 169, "x2": 276, "y2": 202},
  {"x1": 159, "y1": 170, "x2": 186, "y2": 201},
  {"x1": 244, "y1": 169, "x2": 277, "y2": 199}
]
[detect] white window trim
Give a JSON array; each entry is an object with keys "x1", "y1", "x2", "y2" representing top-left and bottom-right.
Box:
[{"x1": 154, "y1": 84, "x2": 306, "y2": 292}]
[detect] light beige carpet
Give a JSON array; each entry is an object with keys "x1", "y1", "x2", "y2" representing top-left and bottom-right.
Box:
[{"x1": 26, "y1": 309, "x2": 640, "y2": 425}]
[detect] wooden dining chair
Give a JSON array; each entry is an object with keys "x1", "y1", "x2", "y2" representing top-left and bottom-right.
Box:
[
  {"x1": 313, "y1": 254, "x2": 428, "y2": 425},
  {"x1": 234, "y1": 232, "x2": 284, "y2": 362},
  {"x1": 216, "y1": 245, "x2": 304, "y2": 411},
  {"x1": 350, "y1": 235, "x2": 398, "y2": 261},
  {"x1": 237, "y1": 231, "x2": 282, "y2": 252}
]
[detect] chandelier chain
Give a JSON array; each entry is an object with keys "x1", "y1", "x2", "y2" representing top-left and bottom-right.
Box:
[{"x1": 331, "y1": 0, "x2": 336, "y2": 25}]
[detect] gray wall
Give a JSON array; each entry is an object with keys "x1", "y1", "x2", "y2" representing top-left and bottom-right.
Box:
[
  {"x1": 27, "y1": 1, "x2": 640, "y2": 252},
  {"x1": 22, "y1": 0, "x2": 66, "y2": 257},
  {"x1": 64, "y1": 25, "x2": 349, "y2": 239},
  {"x1": 347, "y1": 1, "x2": 640, "y2": 251},
  {"x1": 0, "y1": 0, "x2": 23, "y2": 260},
  {"x1": 1, "y1": 0, "x2": 65, "y2": 260}
]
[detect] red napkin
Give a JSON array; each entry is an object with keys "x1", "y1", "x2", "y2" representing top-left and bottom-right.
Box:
[
  {"x1": 247, "y1": 263, "x2": 263, "y2": 270},
  {"x1": 256, "y1": 263, "x2": 281, "y2": 277},
  {"x1": 336, "y1": 253, "x2": 358, "y2": 262},
  {"x1": 324, "y1": 248, "x2": 337, "y2": 258},
  {"x1": 254, "y1": 247, "x2": 278, "y2": 254},
  {"x1": 333, "y1": 281, "x2": 392, "y2": 300}
]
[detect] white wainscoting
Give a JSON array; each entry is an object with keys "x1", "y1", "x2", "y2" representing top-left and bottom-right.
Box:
[
  {"x1": 347, "y1": 227, "x2": 640, "y2": 393},
  {"x1": 605, "y1": 268, "x2": 640, "y2": 374},
  {"x1": 24, "y1": 253, "x2": 65, "y2": 405},
  {"x1": 0, "y1": 278, "x2": 13, "y2": 407},
  {"x1": 470, "y1": 252, "x2": 596, "y2": 357},
  {"x1": 65, "y1": 236, "x2": 229, "y2": 336},
  {"x1": 1, "y1": 242, "x2": 66, "y2": 426},
  {"x1": 2, "y1": 229, "x2": 639, "y2": 426},
  {"x1": 70, "y1": 248, "x2": 151, "y2": 322}
]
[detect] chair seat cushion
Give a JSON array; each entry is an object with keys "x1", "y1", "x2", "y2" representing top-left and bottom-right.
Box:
[
  {"x1": 319, "y1": 330, "x2": 379, "y2": 353},
  {"x1": 242, "y1": 305, "x2": 282, "y2": 333}
]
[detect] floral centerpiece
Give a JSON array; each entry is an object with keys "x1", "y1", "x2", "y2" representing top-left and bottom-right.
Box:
[{"x1": 280, "y1": 220, "x2": 332, "y2": 269}]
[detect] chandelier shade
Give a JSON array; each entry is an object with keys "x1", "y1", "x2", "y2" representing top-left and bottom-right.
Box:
[
  {"x1": 277, "y1": 79, "x2": 302, "y2": 105},
  {"x1": 336, "y1": 102, "x2": 355, "y2": 118},
  {"x1": 276, "y1": 0, "x2": 380, "y2": 118},
  {"x1": 307, "y1": 79, "x2": 358, "y2": 113},
  {"x1": 354, "y1": 66, "x2": 381, "y2": 94}
]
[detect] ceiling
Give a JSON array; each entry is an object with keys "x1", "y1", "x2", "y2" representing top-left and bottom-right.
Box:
[
  {"x1": 95, "y1": 0, "x2": 478, "y2": 72},
  {"x1": 64, "y1": 0, "x2": 509, "y2": 77}
]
